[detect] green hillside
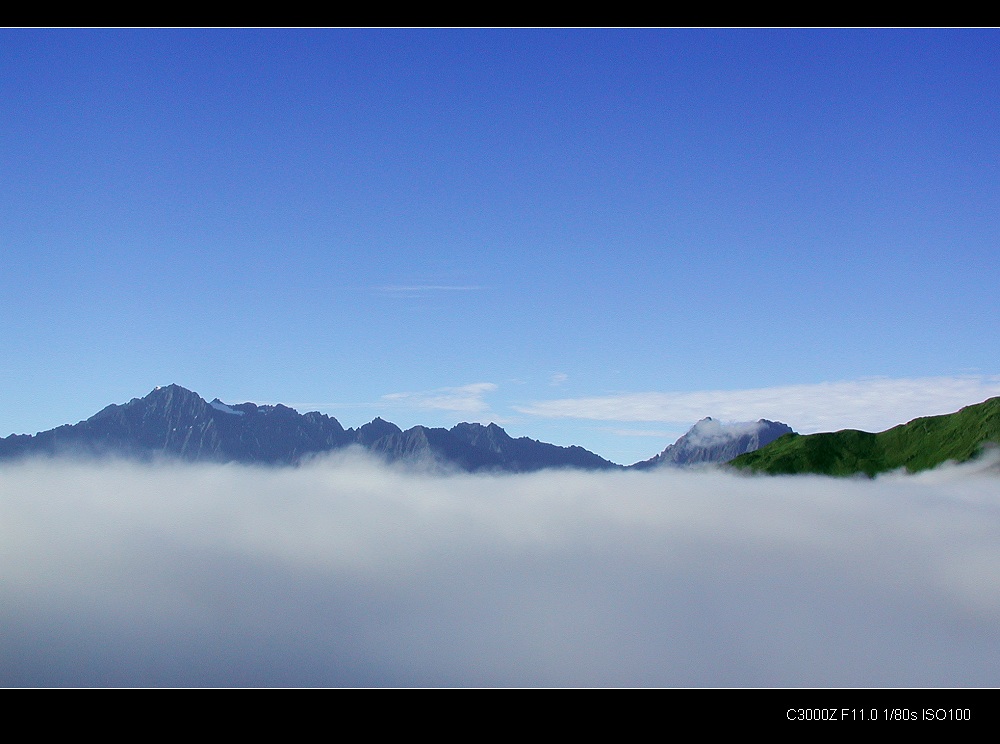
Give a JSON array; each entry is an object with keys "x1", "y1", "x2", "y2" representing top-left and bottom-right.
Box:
[{"x1": 729, "y1": 396, "x2": 1000, "y2": 477}]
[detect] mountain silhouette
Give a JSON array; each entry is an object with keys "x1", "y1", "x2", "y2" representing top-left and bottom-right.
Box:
[{"x1": 0, "y1": 384, "x2": 618, "y2": 472}]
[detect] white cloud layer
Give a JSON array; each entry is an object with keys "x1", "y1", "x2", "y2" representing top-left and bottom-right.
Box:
[
  {"x1": 382, "y1": 382, "x2": 498, "y2": 414},
  {"x1": 2, "y1": 453, "x2": 999, "y2": 687},
  {"x1": 517, "y1": 375, "x2": 1000, "y2": 433}
]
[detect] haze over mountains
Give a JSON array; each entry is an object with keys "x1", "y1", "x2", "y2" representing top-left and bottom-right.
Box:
[{"x1": 0, "y1": 384, "x2": 794, "y2": 471}]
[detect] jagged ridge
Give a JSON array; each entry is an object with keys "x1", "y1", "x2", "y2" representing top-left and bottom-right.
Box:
[{"x1": 0, "y1": 384, "x2": 618, "y2": 473}]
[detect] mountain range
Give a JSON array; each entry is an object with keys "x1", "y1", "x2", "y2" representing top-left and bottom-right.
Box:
[
  {"x1": 0, "y1": 384, "x2": 617, "y2": 472},
  {"x1": 0, "y1": 384, "x2": 792, "y2": 472},
  {"x1": 3, "y1": 384, "x2": 996, "y2": 476}
]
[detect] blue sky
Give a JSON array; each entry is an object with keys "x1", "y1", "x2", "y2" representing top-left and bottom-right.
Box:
[{"x1": 2, "y1": 29, "x2": 999, "y2": 464}]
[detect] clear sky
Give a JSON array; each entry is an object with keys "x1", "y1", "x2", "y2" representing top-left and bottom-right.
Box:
[{"x1": 3, "y1": 29, "x2": 999, "y2": 464}]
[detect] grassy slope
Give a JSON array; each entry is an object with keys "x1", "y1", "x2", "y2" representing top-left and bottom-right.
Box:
[{"x1": 729, "y1": 396, "x2": 1000, "y2": 477}]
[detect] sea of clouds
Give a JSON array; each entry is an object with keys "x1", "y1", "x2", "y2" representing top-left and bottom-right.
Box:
[{"x1": 2, "y1": 450, "x2": 999, "y2": 687}]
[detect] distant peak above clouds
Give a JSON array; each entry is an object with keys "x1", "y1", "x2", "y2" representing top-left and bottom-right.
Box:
[{"x1": 631, "y1": 418, "x2": 794, "y2": 469}]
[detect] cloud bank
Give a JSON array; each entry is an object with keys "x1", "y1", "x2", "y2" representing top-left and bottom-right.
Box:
[
  {"x1": 517, "y1": 375, "x2": 1000, "y2": 433},
  {"x1": 2, "y1": 453, "x2": 999, "y2": 687}
]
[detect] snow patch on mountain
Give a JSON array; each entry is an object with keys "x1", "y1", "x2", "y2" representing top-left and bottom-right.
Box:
[{"x1": 209, "y1": 399, "x2": 244, "y2": 416}]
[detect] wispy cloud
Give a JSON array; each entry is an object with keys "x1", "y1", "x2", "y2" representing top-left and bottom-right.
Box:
[
  {"x1": 517, "y1": 375, "x2": 1000, "y2": 433},
  {"x1": 375, "y1": 285, "x2": 484, "y2": 298},
  {"x1": 382, "y1": 382, "x2": 498, "y2": 414},
  {"x1": 549, "y1": 372, "x2": 569, "y2": 387}
]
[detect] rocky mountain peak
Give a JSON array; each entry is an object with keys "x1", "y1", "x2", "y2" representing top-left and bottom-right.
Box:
[{"x1": 631, "y1": 418, "x2": 795, "y2": 469}]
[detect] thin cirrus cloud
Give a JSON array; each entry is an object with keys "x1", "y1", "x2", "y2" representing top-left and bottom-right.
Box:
[
  {"x1": 375, "y1": 285, "x2": 484, "y2": 298},
  {"x1": 382, "y1": 382, "x2": 498, "y2": 414},
  {"x1": 516, "y1": 375, "x2": 1000, "y2": 434},
  {"x1": 604, "y1": 428, "x2": 677, "y2": 438}
]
